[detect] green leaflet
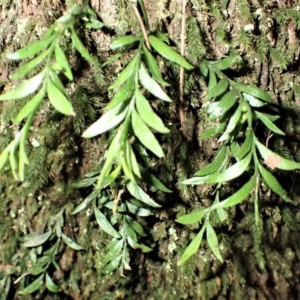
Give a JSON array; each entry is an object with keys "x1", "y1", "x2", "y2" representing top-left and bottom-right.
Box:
[
  {"x1": 96, "y1": 130, "x2": 122, "y2": 189},
  {"x1": 45, "y1": 273, "x2": 60, "y2": 293},
  {"x1": 109, "y1": 56, "x2": 137, "y2": 89},
  {"x1": 54, "y1": 43, "x2": 73, "y2": 80},
  {"x1": 207, "y1": 78, "x2": 229, "y2": 98},
  {"x1": 243, "y1": 93, "x2": 266, "y2": 107},
  {"x1": 61, "y1": 233, "x2": 84, "y2": 250},
  {"x1": 199, "y1": 122, "x2": 226, "y2": 140},
  {"x1": 126, "y1": 216, "x2": 146, "y2": 237},
  {"x1": 0, "y1": 72, "x2": 44, "y2": 101},
  {"x1": 218, "y1": 102, "x2": 243, "y2": 142},
  {"x1": 105, "y1": 79, "x2": 134, "y2": 110},
  {"x1": 128, "y1": 143, "x2": 141, "y2": 178},
  {"x1": 70, "y1": 26, "x2": 93, "y2": 62},
  {"x1": 120, "y1": 141, "x2": 136, "y2": 183},
  {"x1": 213, "y1": 174, "x2": 256, "y2": 209},
  {"x1": 176, "y1": 208, "x2": 209, "y2": 224},
  {"x1": 139, "y1": 165, "x2": 172, "y2": 193},
  {"x1": 177, "y1": 225, "x2": 206, "y2": 265},
  {"x1": 127, "y1": 202, "x2": 152, "y2": 217},
  {"x1": 207, "y1": 101, "x2": 224, "y2": 120},
  {"x1": 208, "y1": 68, "x2": 217, "y2": 90},
  {"x1": 126, "y1": 181, "x2": 161, "y2": 208},
  {"x1": 199, "y1": 60, "x2": 209, "y2": 77},
  {"x1": 142, "y1": 44, "x2": 170, "y2": 87},
  {"x1": 12, "y1": 87, "x2": 45, "y2": 124},
  {"x1": 205, "y1": 151, "x2": 252, "y2": 184},
  {"x1": 155, "y1": 31, "x2": 170, "y2": 44},
  {"x1": 257, "y1": 163, "x2": 292, "y2": 202},
  {"x1": 127, "y1": 236, "x2": 152, "y2": 252},
  {"x1": 149, "y1": 35, "x2": 194, "y2": 70},
  {"x1": 235, "y1": 129, "x2": 254, "y2": 160},
  {"x1": 254, "y1": 137, "x2": 300, "y2": 170},
  {"x1": 255, "y1": 111, "x2": 285, "y2": 135},
  {"x1": 49, "y1": 69, "x2": 65, "y2": 93},
  {"x1": 139, "y1": 63, "x2": 171, "y2": 102},
  {"x1": 110, "y1": 35, "x2": 141, "y2": 50},
  {"x1": 94, "y1": 205, "x2": 121, "y2": 238},
  {"x1": 82, "y1": 102, "x2": 128, "y2": 138},
  {"x1": 135, "y1": 89, "x2": 169, "y2": 133},
  {"x1": 0, "y1": 148, "x2": 9, "y2": 172},
  {"x1": 11, "y1": 49, "x2": 50, "y2": 80},
  {"x1": 7, "y1": 35, "x2": 55, "y2": 60},
  {"x1": 102, "y1": 239, "x2": 123, "y2": 263},
  {"x1": 232, "y1": 82, "x2": 273, "y2": 103},
  {"x1": 47, "y1": 78, "x2": 74, "y2": 115},
  {"x1": 212, "y1": 56, "x2": 239, "y2": 70},
  {"x1": 218, "y1": 90, "x2": 238, "y2": 114},
  {"x1": 195, "y1": 146, "x2": 227, "y2": 176},
  {"x1": 18, "y1": 274, "x2": 44, "y2": 295},
  {"x1": 23, "y1": 231, "x2": 52, "y2": 248},
  {"x1": 131, "y1": 108, "x2": 164, "y2": 158},
  {"x1": 181, "y1": 176, "x2": 209, "y2": 185},
  {"x1": 206, "y1": 222, "x2": 223, "y2": 262},
  {"x1": 103, "y1": 254, "x2": 122, "y2": 274}
]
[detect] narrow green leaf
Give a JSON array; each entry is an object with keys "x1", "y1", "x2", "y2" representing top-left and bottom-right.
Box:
[
  {"x1": 218, "y1": 103, "x2": 243, "y2": 142},
  {"x1": 7, "y1": 35, "x2": 54, "y2": 60},
  {"x1": 102, "y1": 51, "x2": 124, "y2": 67},
  {"x1": 232, "y1": 82, "x2": 273, "y2": 103},
  {"x1": 139, "y1": 165, "x2": 172, "y2": 193},
  {"x1": 243, "y1": 93, "x2": 266, "y2": 107},
  {"x1": 45, "y1": 273, "x2": 60, "y2": 293},
  {"x1": 0, "y1": 72, "x2": 44, "y2": 101},
  {"x1": 61, "y1": 233, "x2": 84, "y2": 250},
  {"x1": 105, "y1": 80, "x2": 134, "y2": 111},
  {"x1": 127, "y1": 201, "x2": 152, "y2": 216},
  {"x1": 207, "y1": 78, "x2": 229, "y2": 98},
  {"x1": 18, "y1": 274, "x2": 44, "y2": 295},
  {"x1": 49, "y1": 69, "x2": 65, "y2": 93},
  {"x1": 195, "y1": 146, "x2": 226, "y2": 176},
  {"x1": 213, "y1": 175, "x2": 256, "y2": 209},
  {"x1": 143, "y1": 44, "x2": 170, "y2": 86},
  {"x1": 70, "y1": 26, "x2": 93, "y2": 62},
  {"x1": 126, "y1": 181, "x2": 161, "y2": 208},
  {"x1": 255, "y1": 111, "x2": 285, "y2": 135},
  {"x1": 254, "y1": 137, "x2": 300, "y2": 170},
  {"x1": 207, "y1": 102, "x2": 225, "y2": 120},
  {"x1": 139, "y1": 63, "x2": 171, "y2": 102},
  {"x1": 149, "y1": 35, "x2": 194, "y2": 70},
  {"x1": 128, "y1": 143, "x2": 141, "y2": 178},
  {"x1": 12, "y1": 88, "x2": 45, "y2": 124},
  {"x1": 212, "y1": 56, "x2": 239, "y2": 70},
  {"x1": 47, "y1": 78, "x2": 74, "y2": 115},
  {"x1": 127, "y1": 236, "x2": 152, "y2": 252},
  {"x1": 131, "y1": 108, "x2": 164, "y2": 158},
  {"x1": 177, "y1": 225, "x2": 206, "y2": 265},
  {"x1": 181, "y1": 176, "x2": 209, "y2": 185},
  {"x1": 23, "y1": 231, "x2": 52, "y2": 247},
  {"x1": 218, "y1": 90, "x2": 238, "y2": 113},
  {"x1": 199, "y1": 60, "x2": 209, "y2": 77},
  {"x1": 71, "y1": 176, "x2": 98, "y2": 188},
  {"x1": 0, "y1": 148, "x2": 10, "y2": 172},
  {"x1": 103, "y1": 255, "x2": 122, "y2": 274},
  {"x1": 54, "y1": 43, "x2": 73, "y2": 80},
  {"x1": 82, "y1": 102, "x2": 128, "y2": 138},
  {"x1": 127, "y1": 217, "x2": 146, "y2": 237},
  {"x1": 176, "y1": 208, "x2": 208, "y2": 224},
  {"x1": 155, "y1": 31, "x2": 170, "y2": 44},
  {"x1": 102, "y1": 239, "x2": 123, "y2": 263},
  {"x1": 110, "y1": 35, "x2": 141, "y2": 50},
  {"x1": 258, "y1": 163, "x2": 292, "y2": 202},
  {"x1": 108, "y1": 56, "x2": 137, "y2": 89},
  {"x1": 96, "y1": 129, "x2": 122, "y2": 188},
  {"x1": 135, "y1": 89, "x2": 170, "y2": 133},
  {"x1": 120, "y1": 142, "x2": 136, "y2": 183},
  {"x1": 235, "y1": 129, "x2": 254, "y2": 160},
  {"x1": 12, "y1": 50, "x2": 50, "y2": 80},
  {"x1": 208, "y1": 68, "x2": 217, "y2": 90},
  {"x1": 94, "y1": 206, "x2": 120, "y2": 238},
  {"x1": 206, "y1": 222, "x2": 223, "y2": 262},
  {"x1": 206, "y1": 151, "x2": 252, "y2": 184}
]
